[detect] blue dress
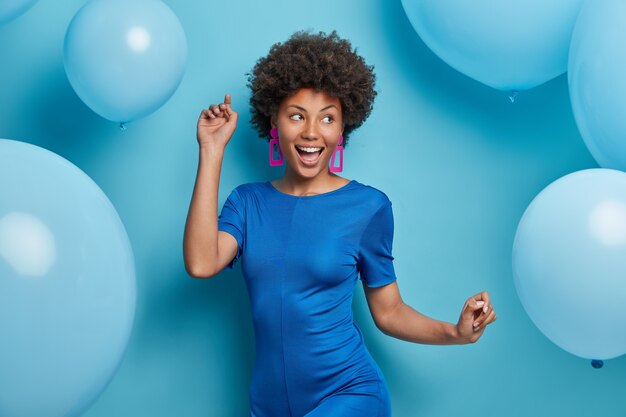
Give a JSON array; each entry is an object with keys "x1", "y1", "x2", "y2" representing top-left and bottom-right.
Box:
[{"x1": 217, "y1": 179, "x2": 397, "y2": 417}]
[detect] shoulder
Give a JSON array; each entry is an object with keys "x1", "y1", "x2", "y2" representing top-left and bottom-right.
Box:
[
  {"x1": 223, "y1": 182, "x2": 272, "y2": 208},
  {"x1": 221, "y1": 182, "x2": 268, "y2": 214},
  {"x1": 228, "y1": 181, "x2": 267, "y2": 196},
  {"x1": 351, "y1": 180, "x2": 392, "y2": 210}
]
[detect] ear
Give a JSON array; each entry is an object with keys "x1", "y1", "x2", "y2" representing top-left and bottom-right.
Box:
[{"x1": 270, "y1": 114, "x2": 277, "y2": 129}]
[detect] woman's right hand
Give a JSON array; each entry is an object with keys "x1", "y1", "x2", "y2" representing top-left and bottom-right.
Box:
[{"x1": 197, "y1": 93, "x2": 239, "y2": 149}]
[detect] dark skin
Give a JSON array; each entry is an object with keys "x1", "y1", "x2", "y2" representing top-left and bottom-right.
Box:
[{"x1": 193, "y1": 90, "x2": 497, "y2": 344}]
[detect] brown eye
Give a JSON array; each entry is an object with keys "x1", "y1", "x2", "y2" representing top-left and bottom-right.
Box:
[{"x1": 290, "y1": 114, "x2": 303, "y2": 121}]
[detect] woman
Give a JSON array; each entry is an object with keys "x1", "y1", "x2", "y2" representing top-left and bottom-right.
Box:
[{"x1": 184, "y1": 30, "x2": 496, "y2": 417}]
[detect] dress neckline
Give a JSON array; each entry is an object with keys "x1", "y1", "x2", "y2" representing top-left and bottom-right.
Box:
[{"x1": 265, "y1": 179, "x2": 357, "y2": 199}]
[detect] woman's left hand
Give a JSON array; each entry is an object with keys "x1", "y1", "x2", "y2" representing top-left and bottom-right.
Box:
[{"x1": 455, "y1": 291, "x2": 496, "y2": 344}]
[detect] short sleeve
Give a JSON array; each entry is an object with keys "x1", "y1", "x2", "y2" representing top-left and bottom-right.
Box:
[
  {"x1": 357, "y1": 201, "x2": 397, "y2": 288},
  {"x1": 217, "y1": 187, "x2": 245, "y2": 270}
]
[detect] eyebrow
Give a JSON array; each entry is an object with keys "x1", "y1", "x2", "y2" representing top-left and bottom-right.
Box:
[{"x1": 286, "y1": 104, "x2": 338, "y2": 112}]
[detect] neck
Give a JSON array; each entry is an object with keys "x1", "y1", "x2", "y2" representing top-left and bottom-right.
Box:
[{"x1": 276, "y1": 167, "x2": 338, "y2": 195}]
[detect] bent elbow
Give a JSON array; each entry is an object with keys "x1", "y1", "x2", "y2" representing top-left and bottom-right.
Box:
[
  {"x1": 375, "y1": 320, "x2": 392, "y2": 337},
  {"x1": 185, "y1": 262, "x2": 216, "y2": 279}
]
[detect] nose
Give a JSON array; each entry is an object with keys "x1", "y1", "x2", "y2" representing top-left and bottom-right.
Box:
[{"x1": 301, "y1": 119, "x2": 319, "y2": 140}]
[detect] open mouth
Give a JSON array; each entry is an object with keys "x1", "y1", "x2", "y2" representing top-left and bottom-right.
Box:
[{"x1": 295, "y1": 145, "x2": 324, "y2": 166}]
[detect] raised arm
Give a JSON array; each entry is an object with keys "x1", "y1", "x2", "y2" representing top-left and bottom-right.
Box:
[{"x1": 183, "y1": 94, "x2": 240, "y2": 278}]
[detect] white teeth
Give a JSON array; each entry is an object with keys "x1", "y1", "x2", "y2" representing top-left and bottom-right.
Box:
[{"x1": 296, "y1": 145, "x2": 322, "y2": 153}]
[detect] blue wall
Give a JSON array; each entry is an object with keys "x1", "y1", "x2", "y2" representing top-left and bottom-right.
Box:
[{"x1": 1, "y1": 0, "x2": 625, "y2": 416}]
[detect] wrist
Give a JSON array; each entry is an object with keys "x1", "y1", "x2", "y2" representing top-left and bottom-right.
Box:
[
  {"x1": 448, "y1": 323, "x2": 467, "y2": 345},
  {"x1": 199, "y1": 143, "x2": 225, "y2": 156}
]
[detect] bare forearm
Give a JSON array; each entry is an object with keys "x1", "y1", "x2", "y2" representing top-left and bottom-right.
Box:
[
  {"x1": 379, "y1": 302, "x2": 464, "y2": 345},
  {"x1": 183, "y1": 144, "x2": 225, "y2": 276}
]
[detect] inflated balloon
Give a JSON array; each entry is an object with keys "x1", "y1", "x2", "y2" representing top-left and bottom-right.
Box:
[
  {"x1": 0, "y1": 0, "x2": 38, "y2": 24},
  {"x1": 400, "y1": 0, "x2": 585, "y2": 93},
  {"x1": 64, "y1": 0, "x2": 187, "y2": 125},
  {"x1": 569, "y1": 0, "x2": 626, "y2": 171},
  {"x1": 513, "y1": 169, "x2": 626, "y2": 360},
  {"x1": 0, "y1": 139, "x2": 136, "y2": 417}
]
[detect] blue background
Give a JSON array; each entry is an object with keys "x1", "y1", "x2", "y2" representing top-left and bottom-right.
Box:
[{"x1": 1, "y1": 0, "x2": 625, "y2": 416}]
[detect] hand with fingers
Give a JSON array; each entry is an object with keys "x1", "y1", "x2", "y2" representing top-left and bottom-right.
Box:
[
  {"x1": 455, "y1": 291, "x2": 497, "y2": 344},
  {"x1": 197, "y1": 93, "x2": 239, "y2": 149}
]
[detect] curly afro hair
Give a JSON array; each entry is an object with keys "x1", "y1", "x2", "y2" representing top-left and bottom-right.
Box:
[{"x1": 247, "y1": 30, "x2": 377, "y2": 148}]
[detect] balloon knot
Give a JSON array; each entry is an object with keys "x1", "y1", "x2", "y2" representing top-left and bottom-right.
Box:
[
  {"x1": 119, "y1": 122, "x2": 127, "y2": 131},
  {"x1": 591, "y1": 359, "x2": 604, "y2": 369},
  {"x1": 508, "y1": 90, "x2": 519, "y2": 103}
]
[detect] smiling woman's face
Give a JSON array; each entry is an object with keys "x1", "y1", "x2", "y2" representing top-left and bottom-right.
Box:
[{"x1": 272, "y1": 88, "x2": 344, "y2": 180}]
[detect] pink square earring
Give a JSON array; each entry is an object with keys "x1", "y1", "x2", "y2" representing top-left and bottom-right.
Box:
[
  {"x1": 269, "y1": 128, "x2": 284, "y2": 166},
  {"x1": 329, "y1": 134, "x2": 344, "y2": 172}
]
